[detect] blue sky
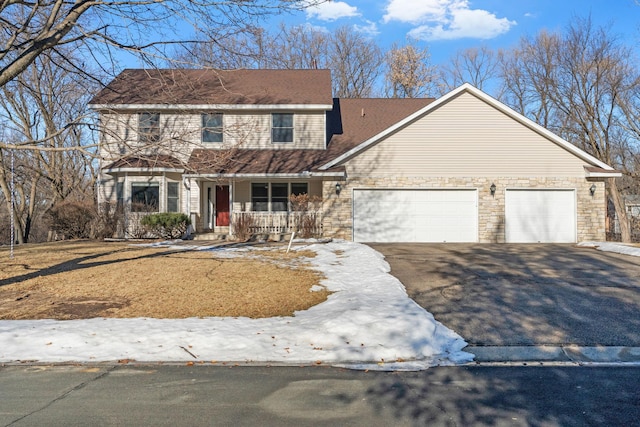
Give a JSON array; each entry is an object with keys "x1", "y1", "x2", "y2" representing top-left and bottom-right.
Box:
[{"x1": 286, "y1": 0, "x2": 640, "y2": 65}]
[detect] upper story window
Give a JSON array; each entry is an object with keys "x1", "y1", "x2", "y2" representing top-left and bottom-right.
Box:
[
  {"x1": 138, "y1": 112, "x2": 160, "y2": 143},
  {"x1": 202, "y1": 113, "x2": 223, "y2": 143},
  {"x1": 272, "y1": 113, "x2": 293, "y2": 143}
]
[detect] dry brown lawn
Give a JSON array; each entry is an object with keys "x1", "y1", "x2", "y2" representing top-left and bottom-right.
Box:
[{"x1": 0, "y1": 240, "x2": 327, "y2": 320}]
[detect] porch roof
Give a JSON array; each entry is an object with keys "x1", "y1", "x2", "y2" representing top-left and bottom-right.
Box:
[
  {"x1": 188, "y1": 148, "x2": 339, "y2": 175},
  {"x1": 103, "y1": 155, "x2": 185, "y2": 173}
]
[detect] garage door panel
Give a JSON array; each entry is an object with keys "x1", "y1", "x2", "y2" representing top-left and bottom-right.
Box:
[
  {"x1": 505, "y1": 190, "x2": 576, "y2": 243},
  {"x1": 353, "y1": 189, "x2": 477, "y2": 243}
]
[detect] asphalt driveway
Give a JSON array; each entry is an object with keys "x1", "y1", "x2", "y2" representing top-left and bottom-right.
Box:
[{"x1": 369, "y1": 244, "x2": 640, "y2": 347}]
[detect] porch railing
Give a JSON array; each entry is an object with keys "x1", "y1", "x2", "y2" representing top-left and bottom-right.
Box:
[{"x1": 231, "y1": 211, "x2": 323, "y2": 236}]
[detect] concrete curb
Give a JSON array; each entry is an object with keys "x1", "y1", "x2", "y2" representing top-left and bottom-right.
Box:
[{"x1": 466, "y1": 345, "x2": 640, "y2": 364}]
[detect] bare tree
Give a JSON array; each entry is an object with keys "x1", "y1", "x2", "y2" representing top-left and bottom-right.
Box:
[
  {"x1": 439, "y1": 46, "x2": 499, "y2": 94},
  {"x1": 176, "y1": 23, "x2": 329, "y2": 71},
  {"x1": 328, "y1": 26, "x2": 383, "y2": 98},
  {"x1": 0, "y1": 0, "x2": 325, "y2": 89},
  {"x1": 384, "y1": 41, "x2": 435, "y2": 98},
  {"x1": 500, "y1": 17, "x2": 640, "y2": 242},
  {"x1": 270, "y1": 24, "x2": 329, "y2": 70},
  {"x1": 0, "y1": 50, "x2": 96, "y2": 242},
  {"x1": 176, "y1": 24, "x2": 383, "y2": 98},
  {"x1": 499, "y1": 31, "x2": 559, "y2": 129}
]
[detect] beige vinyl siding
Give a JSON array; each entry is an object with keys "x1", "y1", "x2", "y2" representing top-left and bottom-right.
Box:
[
  {"x1": 224, "y1": 111, "x2": 326, "y2": 149},
  {"x1": 234, "y1": 181, "x2": 251, "y2": 208},
  {"x1": 99, "y1": 110, "x2": 326, "y2": 161},
  {"x1": 294, "y1": 112, "x2": 326, "y2": 149},
  {"x1": 99, "y1": 112, "x2": 136, "y2": 160},
  {"x1": 98, "y1": 176, "x2": 119, "y2": 204},
  {"x1": 345, "y1": 92, "x2": 588, "y2": 178}
]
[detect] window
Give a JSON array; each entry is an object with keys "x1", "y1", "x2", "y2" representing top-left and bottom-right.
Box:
[
  {"x1": 139, "y1": 113, "x2": 160, "y2": 143},
  {"x1": 115, "y1": 182, "x2": 124, "y2": 208},
  {"x1": 272, "y1": 113, "x2": 293, "y2": 143},
  {"x1": 291, "y1": 183, "x2": 308, "y2": 196},
  {"x1": 167, "y1": 182, "x2": 179, "y2": 213},
  {"x1": 251, "y1": 182, "x2": 309, "y2": 212},
  {"x1": 271, "y1": 183, "x2": 289, "y2": 212},
  {"x1": 131, "y1": 182, "x2": 159, "y2": 212},
  {"x1": 202, "y1": 113, "x2": 223, "y2": 143},
  {"x1": 251, "y1": 183, "x2": 269, "y2": 212}
]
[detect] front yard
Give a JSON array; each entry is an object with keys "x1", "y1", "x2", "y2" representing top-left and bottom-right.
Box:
[
  {"x1": 0, "y1": 239, "x2": 470, "y2": 367},
  {"x1": 0, "y1": 241, "x2": 327, "y2": 320}
]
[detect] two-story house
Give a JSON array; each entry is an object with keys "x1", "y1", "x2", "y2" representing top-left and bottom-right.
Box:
[{"x1": 89, "y1": 68, "x2": 619, "y2": 243}]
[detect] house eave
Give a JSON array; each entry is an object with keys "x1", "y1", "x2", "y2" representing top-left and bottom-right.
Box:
[
  {"x1": 585, "y1": 169, "x2": 622, "y2": 178},
  {"x1": 88, "y1": 103, "x2": 334, "y2": 111},
  {"x1": 183, "y1": 172, "x2": 345, "y2": 179},
  {"x1": 103, "y1": 167, "x2": 185, "y2": 174}
]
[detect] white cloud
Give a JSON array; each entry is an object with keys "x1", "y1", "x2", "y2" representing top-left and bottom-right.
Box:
[
  {"x1": 384, "y1": 0, "x2": 516, "y2": 41},
  {"x1": 383, "y1": 0, "x2": 451, "y2": 24},
  {"x1": 353, "y1": 20, "x2": 380, "y2": 37},
  {"x1": 306, "y1": 1, "x2": 360, "y2": 21}
]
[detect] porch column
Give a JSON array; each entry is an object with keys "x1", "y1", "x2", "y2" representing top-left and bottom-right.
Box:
[{"x1": 190, "y1": 179, "x2": 201, "y2": 232}]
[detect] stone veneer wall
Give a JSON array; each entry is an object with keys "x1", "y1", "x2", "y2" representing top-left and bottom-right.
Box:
[{"x1": 322, "y1": 177, "x2": 606, "y2": 242}]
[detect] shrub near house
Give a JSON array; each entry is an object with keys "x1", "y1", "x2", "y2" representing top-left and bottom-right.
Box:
[{"x1": 141, "y1": 213, "x2": 191, "y2": 239}]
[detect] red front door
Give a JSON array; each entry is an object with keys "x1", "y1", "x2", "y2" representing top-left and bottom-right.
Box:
[{"x1": 215, "y1": 185, "x2": 230, "y2": 226}]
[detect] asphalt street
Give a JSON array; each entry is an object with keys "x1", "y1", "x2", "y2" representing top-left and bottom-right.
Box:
[{"x1": 1, "y1": 364, "x2": 639, "y2": 426}]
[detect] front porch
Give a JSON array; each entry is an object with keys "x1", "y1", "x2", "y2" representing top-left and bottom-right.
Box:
[
  {"x1": 192, "y1": 211, "x2": 323, "y2": 240},
  {"x1": 187, "y1": 178, "x2": 325, "y2": 239}
]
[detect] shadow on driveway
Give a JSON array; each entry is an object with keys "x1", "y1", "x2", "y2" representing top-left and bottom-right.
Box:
[{"x1": 369, "y1": 244, "x2": 640, "y2": 347}]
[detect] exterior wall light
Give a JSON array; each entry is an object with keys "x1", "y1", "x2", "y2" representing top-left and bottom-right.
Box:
[
  {"x1": 335, "y1": 183, "x2": 342, "y2": 195},
  {"x1": 490, "y1": 183, "x2": 496, "y2": 196},
  {"x1": 590, "y1": 184, "x2": 597, "y2": 196}
]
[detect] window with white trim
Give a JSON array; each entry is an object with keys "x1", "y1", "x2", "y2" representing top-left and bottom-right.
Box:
[
  {"x1": 167, "y1": 182, "x2": 180, "y2": 212},
  {"x1": 271, "y1": 113, "x2": 293, "y2": 143},
  {"x1": 139, "y1": 112, "x2": 160, "y2": 143},
  {"x1": 202, "y1": 113, "x2": 223, "y2": 143},
  {"x1": 131, "y1": 182, "x2": 159, "y2": 212}
]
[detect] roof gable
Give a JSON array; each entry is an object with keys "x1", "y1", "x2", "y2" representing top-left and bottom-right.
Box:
[
  {"x1": 89, "y1": 69, "x2": 333, "y2": 108},
  {"x1": 319, "y1": 83, "x2": 616, "y2": 172}
]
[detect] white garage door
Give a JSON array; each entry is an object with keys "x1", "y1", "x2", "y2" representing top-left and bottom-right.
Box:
[
  {"x1": 505, "y1": 189, "x2": 576, "y2": 243},
  {"x1": 353, "y1": 189, "x2": 478, "y2": 242}
]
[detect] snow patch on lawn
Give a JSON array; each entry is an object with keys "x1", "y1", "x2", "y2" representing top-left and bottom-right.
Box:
[{"x1": 0, "y1": 241, "x2": 472, "y2": 370}]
